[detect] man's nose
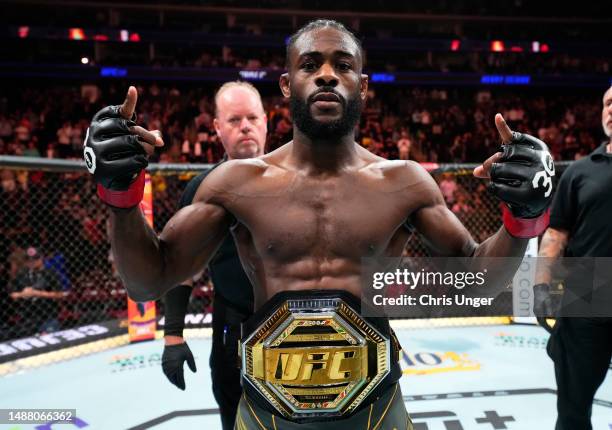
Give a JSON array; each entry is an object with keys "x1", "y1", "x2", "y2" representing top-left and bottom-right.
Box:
[
  {"x1": 315, "y1": 62, "x2": 338, "y2": 87},
  {"x1": 240, "y1": 117, "x2": 251, "y2": 132}
]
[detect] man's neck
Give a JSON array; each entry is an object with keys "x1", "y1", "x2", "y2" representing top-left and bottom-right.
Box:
[
  {"x1": 290, "y1": 128, "x2": 359, "y2": 175},
  {"x1": 607, "y1": 140, "x2": 612, "y2": 153}
]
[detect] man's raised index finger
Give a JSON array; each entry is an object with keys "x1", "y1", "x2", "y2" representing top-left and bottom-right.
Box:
[
  {"x1": 119, "y1": 86, "x2": 138, "y2": 119},
  {"x1": 494, "y1": 113, "x2": 514, "y2": 144}
]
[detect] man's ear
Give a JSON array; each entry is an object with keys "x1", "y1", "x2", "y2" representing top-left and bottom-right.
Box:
[
  {"x1": 279, "y1": 73, "x2": 291, "y2": 98},
  {"x1": 213, "y1": 118, "x2": 220, "y2": 135},
  {"x1": 360, "y1": 74, "x2": 369, "y2": 101}
]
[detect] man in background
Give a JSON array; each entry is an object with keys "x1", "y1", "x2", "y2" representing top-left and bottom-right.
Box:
[
  {"x1": 161, "y1": 81, "x2": 267, "y2": 430},
  {"x1": 535, "y1": 86, "x2": 612, "y2": 430},
  {"x1": 9, "y1": 246, "x2": 66, "y2": 336}
]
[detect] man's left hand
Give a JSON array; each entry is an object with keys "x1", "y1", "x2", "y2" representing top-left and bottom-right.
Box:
[{"x1": 474, "y1": 114, "x2": 555, "y2": 237}]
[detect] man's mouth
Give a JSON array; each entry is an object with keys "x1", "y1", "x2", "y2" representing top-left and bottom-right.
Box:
[
  {"x1": 310, "y1": 92, "x2": 342, "y2": 110},
  {"x1": 237, "y1": 138, "x2": 257, "y2": 147},
  {"x1": 312, "y1": 92, "x2": 342, "y2": 103}
]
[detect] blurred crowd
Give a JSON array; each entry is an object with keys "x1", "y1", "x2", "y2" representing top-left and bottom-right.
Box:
[{"x1": 0, "y1": 82, "x2": 605, "y2": 165}]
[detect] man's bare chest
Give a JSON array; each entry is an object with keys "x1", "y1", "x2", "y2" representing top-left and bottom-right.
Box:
[{"x1": 226, "y1": 176, "x2": 418, "y2": 259}]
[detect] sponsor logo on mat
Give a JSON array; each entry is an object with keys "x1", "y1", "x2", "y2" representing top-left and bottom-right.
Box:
[
  {"x1": 494, "y1": 331, "x2": 548, "y2": 349},
  {"x1": 401, "y1": 351, "x2": 480, "y2": 376},
  {"x1": 108, "y1": 352, "x2": 163, "y2": 373}
]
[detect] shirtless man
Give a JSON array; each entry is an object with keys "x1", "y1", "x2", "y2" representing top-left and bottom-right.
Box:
[{"x1": 84, "y1": 19, "x2": 553, "y2": 430}]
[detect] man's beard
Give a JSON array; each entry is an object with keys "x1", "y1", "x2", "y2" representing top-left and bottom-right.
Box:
[{"x1": 290, "y1": 89, "x2": 362, "y2": 141}]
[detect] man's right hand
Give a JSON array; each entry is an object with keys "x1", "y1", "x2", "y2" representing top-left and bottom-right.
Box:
[
  {"x1": 162, "y1": 339, "x2": 197, "y2": 390},
  {"x1": 84, "y1": 86, "x2": 164, "y2": 209}
]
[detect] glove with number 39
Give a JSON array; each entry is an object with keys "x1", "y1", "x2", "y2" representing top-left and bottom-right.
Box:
[{"x1": 474, "y1": 114, "x2": 555, "y2": 238}]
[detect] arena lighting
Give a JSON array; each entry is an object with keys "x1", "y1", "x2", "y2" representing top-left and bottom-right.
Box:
[
  {"x1": 532, "y1": 41, "x2": 540, "y2": 52},
  {"x1": 81, "y1": 57, "x2": 89, "y2": 65},
  {"x1": 120, "y1": 29, "x2": 129, "y2": 42},
  {"x1": 93, "y1": 34, "x2": 109, "y2": 41},
  {"x1": 129, "y1": 33, "x2": 141, "y2": 42},
  {"x1": 481, "y1": 75, "x2": 531, "y2": 85},
  {"x1": 18, "y1": 26, "x2": 29, "y2": 38},
  {"x1": 540, "y1": 43, "x2": 550, "y2": 53},
  {"x1": 69, "y1": 28, "x2": 85, "y2": 40},
  {"x1": 490, "y1": 40, "x2": 505, "y2": 52},
  {"x1": 100, "y1": 67, "x2": 128, "y2": 77},
  {"x1": 450, "y1": 39, "x2": 461, "y2": 51},
  {"x1": 371, "y1": 73, "x2": 396, "y2": 83},
  {"x1": 510, "y1": 46, "x2": 524, "y2": 52}
]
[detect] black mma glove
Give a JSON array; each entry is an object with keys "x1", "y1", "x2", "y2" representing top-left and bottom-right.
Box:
[
  {"x1": 533, "y1": 283, "x2": 561, "y2": 318},
  {"x1": 162, "y1": 342, "x2": 197, "y2": 390},
  {"x1": 84, "y1": 87, "x2": 162, "y2": 209},
  {"x1": 84, "y1": 104, "x2": 147, "y2": 209},
  {"x1": 489, "y1": 132, "x2": 555, "y2": 237}
]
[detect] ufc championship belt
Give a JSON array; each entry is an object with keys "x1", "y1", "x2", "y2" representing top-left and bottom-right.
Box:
[{"x1": 240, "y1": 290, "x2": 401, "y2": 421}]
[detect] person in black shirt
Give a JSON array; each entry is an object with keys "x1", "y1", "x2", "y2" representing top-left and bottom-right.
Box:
[
  {"x1": 160, "y1": 81, "x2": 267, "y2": 430},
  {"x1": 9, "y1": 246, "x2": 66, "y2": 336},
  {"x1": 535, "y1": 86, "x2": 612, "y2": 430}
]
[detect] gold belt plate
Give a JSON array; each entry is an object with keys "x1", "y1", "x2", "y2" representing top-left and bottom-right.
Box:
[{"x1": 241, "y1": 297, "x2": 391, "y2": 419}]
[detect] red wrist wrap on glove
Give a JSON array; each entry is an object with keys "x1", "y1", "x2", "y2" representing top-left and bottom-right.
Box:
[
  {"x1": 502, "y1": 205, "x2": 550, "y2": 238},
  {"x1": 97, "y1": 170, "x2": 145, "y2": 209}
]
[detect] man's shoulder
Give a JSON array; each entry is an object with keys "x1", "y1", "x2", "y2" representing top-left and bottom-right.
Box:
[
  {"x1": 192, "y1": 157, "x2": 275, "y2": 203},
  {"x1": 362, "y1": 159, "x2": 430, "y2": 179},
  {"x1": 214, "y1": 157, "x2": 271, "y2": 180},
  {"x1": 359, "y1": 159, "x2": 439, "y2": 200}
]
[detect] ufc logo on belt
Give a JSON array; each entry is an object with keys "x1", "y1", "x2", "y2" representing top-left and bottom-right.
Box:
[{"x1": 265, "y1": 346, "x2": 367, "y2": 385}]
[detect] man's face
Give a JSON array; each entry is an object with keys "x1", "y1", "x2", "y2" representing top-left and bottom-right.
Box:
[
  {"x1": 281, "y1": 27, "x2": 368, "y2": 141},
  {"x1": 602, "y1": 87, "x2": 612, "y2": 138},
  {"x1": 213, "y1": 87, "x2": 267, "y2": 159},
  {"x1": 26, "y1": 257, "x2": 42, "y2": 270}
]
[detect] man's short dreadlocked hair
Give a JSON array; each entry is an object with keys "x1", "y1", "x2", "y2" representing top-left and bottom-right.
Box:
[{"x1": 285, "y1": 19, "x2": 363, "y2": 69}]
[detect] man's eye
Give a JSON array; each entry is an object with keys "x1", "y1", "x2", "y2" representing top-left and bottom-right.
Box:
[
  {"x1": 301, "y1": 62, "x2": 316, "y2": 71},
  {"x1": 338, "y1": 63, "x2": 352, "y2": 71}
]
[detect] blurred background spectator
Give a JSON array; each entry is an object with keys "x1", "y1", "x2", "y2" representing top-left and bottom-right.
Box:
[{"x1": 8, "y1": 247, "x2": 67, "y2": 337}]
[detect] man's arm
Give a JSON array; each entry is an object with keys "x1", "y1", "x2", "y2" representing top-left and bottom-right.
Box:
[
  {"x1": 535, "y1": 227, "x2": 569, "y2": 284},
  {"x1": 164, "y1": 281, "x2": 193, "y2": 345},
  {"x1": 28, "y1": 287, "x2": 66, "y2": 300},
  {"x1": 110, "y1": 195, "x2": 231, "y2": 302},
  {"x1": 409, "y1": 116, "x2": 555, "y2": 292},
  {"x1": 163, "y1": 171, "x2": 209, "y2": 344},
  {"x1": 410, "y1": 173, "x2": 528, "y2": 258},
  {"x1": 162, "y1": 280, "x2": 197, "y2": 391},
  {"x1": 409, "y1": 173, "x2": 530, "y2": 296}
]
